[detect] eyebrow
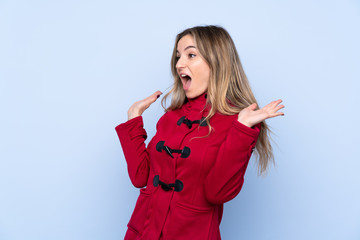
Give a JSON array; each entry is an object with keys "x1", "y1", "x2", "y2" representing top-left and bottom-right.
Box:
[{"x1": 176, "y1": 45, "x2": 196, "y2": 53}]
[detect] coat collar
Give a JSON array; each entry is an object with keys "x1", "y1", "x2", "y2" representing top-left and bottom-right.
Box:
[{"x1": 183, "y1": 92, "x2": 210, "y2": 117}]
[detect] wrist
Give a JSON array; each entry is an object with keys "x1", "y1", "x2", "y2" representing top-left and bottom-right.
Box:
[
  {"x1": 128, "y1": 109, "x2": 141, "y2": 120},
  {"x1": 237, "y1": 118, "x2": 253, "y2": 128}
]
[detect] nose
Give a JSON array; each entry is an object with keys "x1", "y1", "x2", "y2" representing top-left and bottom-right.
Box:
[{"x1": 175, "y1": 55, "x2": 186, "y2": 69}]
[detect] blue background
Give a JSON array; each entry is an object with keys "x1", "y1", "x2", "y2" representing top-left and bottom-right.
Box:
[{"x1": 1, "y1": 0, "x2": 359, "y2": 239}]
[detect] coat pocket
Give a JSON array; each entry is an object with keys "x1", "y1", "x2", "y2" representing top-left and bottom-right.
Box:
[
  {"x1": 164, "y1": 201, "x2": 214, "y2": 239},
  {"x1": 127, "y1": 188, "x2": 151, "y2": 236}
]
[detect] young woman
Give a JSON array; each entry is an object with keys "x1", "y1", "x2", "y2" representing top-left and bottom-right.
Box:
[{"x1": 115, "y1": 25, "x2": 284, "y2": 240}]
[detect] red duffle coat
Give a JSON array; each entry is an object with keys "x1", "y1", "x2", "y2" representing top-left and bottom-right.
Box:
[{"x1": 115, "y1": 93, "x2": 261, "y2": 240}]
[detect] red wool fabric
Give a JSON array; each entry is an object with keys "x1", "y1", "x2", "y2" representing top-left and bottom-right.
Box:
[{"x1": 115, "y1": 93, "x2": 261, "y2": 240}]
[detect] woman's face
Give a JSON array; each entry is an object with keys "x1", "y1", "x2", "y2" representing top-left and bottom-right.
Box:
[{"x1": 176, "y1": 34, "x2": 210, "y2": 99}]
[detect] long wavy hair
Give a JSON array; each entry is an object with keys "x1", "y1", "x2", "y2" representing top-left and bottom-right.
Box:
[{"x1": 161, "y1": 25, "x2": 274, "y2": 175}]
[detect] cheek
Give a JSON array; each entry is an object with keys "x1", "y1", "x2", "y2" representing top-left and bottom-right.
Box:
[
  {"x1": 200, "y1": 67, "x2": 210, "y2": 88},
  {"x1": 194, "y1": 63, "x2": 210, "y2": 84}
]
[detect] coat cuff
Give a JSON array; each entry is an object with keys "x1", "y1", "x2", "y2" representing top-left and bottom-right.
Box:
[
  {"x1": 232, "y1": 119, "x2": 261, "y2": 139},
  {"x1": 115, "y1": 116, "x2": 142, "y2": 130},
  {"x1": 115, "y1": 116, "x2": 147, "y2": 140}
]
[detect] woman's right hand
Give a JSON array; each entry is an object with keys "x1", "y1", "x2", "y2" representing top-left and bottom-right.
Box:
[{"x1": 127, "y1": 90, "x2": 163, "y2": 120}]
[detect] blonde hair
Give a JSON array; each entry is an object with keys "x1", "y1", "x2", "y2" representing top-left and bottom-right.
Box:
[{"x1": 162, "y1": 25, "x2": 274, "y2": 175}]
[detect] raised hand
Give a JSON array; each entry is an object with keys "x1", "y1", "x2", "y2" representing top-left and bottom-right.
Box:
[
  {"x1": 127, "y1": 90, "x2": 163, "y2": 120},
  {"x1": 237, "y1": 100, "x2": 285, "y2": 128}
]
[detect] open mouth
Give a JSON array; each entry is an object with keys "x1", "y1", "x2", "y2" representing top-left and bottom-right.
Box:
[{"x1": 180, "y1": 74, "x2": 192, "y2": 91}]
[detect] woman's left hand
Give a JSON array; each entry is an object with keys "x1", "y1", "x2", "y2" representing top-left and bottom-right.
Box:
[{"x1": 237, "y1": 100, "x2": 285, "y2": 128}]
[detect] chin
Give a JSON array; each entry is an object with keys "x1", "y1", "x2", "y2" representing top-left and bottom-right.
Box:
[
  {"x1": 185, "y1": 91, "x2": 203, "y2": 99},
  {"x1": 185, "y1": 91, "x2": 195, "y2": 99}
]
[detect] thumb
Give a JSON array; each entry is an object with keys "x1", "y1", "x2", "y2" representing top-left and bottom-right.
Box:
[{"x1": 248, "y1": 103, "x2": 257, "y2": 111}]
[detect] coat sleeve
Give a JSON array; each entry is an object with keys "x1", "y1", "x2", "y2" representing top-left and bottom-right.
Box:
[
  {"x1": 115, "y1": 116, "x2": 150, "y2": 188},
  {"x1": 204, "y1": 120, "x2": 261, "y2": 205}
]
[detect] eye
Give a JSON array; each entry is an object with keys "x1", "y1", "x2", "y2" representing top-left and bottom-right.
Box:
[
  {"x1": 189, "y1": 53, "x2": 196, "y2": 58},
  {"x1": 175, "y1": 56, "x2": 180, "y2": 62}
]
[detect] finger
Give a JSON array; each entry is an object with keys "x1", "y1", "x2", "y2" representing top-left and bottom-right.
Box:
[
  {"x1": 269, "y1": 112, "x2": 285, "y2": 117},
  {"x1": 264, "y1": 100, "x2": 283, "y2": 112},
  {"x1": 270, "y1": 99, "x2": 283, "y2": 108},
  {"x1": 262, "y1": 101, "x2": 276, "y2": 110},
  {"x1": 150, "y1": 90, "x2": 163, "y2": 99},
  {"x1": 274, "y1": 104, "x2": 285, "y2": 112},
  {"x1": 154, "y1": 90, "x2": 163, "y2": 98},
  {"x1": 144, "y1": 90, "x2": 163, "y2": 103},
  {"x1": 136, "y1": 91, "x2": 162, "y2": 112}
]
